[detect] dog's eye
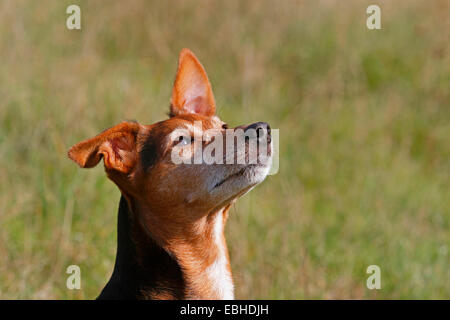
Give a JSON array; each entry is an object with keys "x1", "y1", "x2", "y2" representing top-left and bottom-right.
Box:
[
  {"x1": 222, "y1": 124, "x2": 229, "y2": 130},
  {"x1": 176, "y1": 135, "x2": 192, "y2": 146}
]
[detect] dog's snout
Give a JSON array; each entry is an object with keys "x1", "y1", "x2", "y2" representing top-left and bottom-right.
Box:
[{"x1": 245, "y1": 122, "x2": 271, "y2": 143}]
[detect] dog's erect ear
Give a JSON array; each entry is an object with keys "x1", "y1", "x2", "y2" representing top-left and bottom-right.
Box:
[
  {"x1": 68, "y1": 122, "x2": 140, "y2": 174},
  {"x1": 170, "y1": 48, "x2": 216, "y2": 117}
]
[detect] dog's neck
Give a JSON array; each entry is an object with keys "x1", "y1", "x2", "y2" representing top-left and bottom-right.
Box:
[{"x1": 97, "y1": 195, "x2": 234, "y2": 300}]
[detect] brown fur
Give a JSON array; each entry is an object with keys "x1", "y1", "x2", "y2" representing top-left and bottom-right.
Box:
[{"x1": 68, "y1": 49, "x2": 271, "y2": 299}]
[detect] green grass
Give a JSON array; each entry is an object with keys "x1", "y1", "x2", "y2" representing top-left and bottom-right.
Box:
[{"x1": 0, "y1": 0, "x2": 448, "y2": 299}]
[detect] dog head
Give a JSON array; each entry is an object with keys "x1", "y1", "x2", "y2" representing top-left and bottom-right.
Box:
[{"x1": 68, "y1": 49, "x2": 272, "y2": 241}]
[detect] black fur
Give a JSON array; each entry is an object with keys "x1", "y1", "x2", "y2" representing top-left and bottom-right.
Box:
[{"x1": 97, "y1": 196, "x2": 185, "y2": 300}]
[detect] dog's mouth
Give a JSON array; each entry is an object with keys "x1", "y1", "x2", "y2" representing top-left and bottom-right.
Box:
[
  {"x1": 212, "y1": 163, "x2": 270, "y2": 189},
  {"x1": 213, "y1": 168, "x2": 247, "y2": 189},
  {"x1": 206, "y1": 162, "x2": 271, "y2": 211}
]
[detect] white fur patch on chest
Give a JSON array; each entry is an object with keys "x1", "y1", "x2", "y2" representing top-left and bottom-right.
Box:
[{"x1": 205, "y1": 210, "x2": 234, "y2": 300}]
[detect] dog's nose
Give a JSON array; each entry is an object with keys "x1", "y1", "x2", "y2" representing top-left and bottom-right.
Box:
[{"x1": 245, "y1": 122, "x2": 271, "y2": 143}]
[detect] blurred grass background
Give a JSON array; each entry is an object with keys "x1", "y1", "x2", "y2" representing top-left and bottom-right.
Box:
[{"x1": 0, "y1": 0, "x2": 448, "y2": 299}]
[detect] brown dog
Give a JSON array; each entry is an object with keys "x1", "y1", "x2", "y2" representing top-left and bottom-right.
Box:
[{"x1": 68, "y1": 49, "x2": 272, "y2": 299}]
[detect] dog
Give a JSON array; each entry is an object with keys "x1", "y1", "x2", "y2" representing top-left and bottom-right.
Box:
[{"x1": 68, "y1": 49, "x2": 272, "y2": 299}]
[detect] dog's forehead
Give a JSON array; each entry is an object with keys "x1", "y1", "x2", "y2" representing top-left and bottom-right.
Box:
[{"x1": 157, "y1": 114, "x2": 224, "y2": 132}]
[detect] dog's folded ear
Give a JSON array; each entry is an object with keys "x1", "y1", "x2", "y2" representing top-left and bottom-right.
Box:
[
  {"x1": 170, "y1": 48, "x2": 216, "y2": 117},
  {"x1": 68, "y1": 121, "x2": 140, "y2": 174}
]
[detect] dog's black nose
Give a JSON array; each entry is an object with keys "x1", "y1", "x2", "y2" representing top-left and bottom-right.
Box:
[{"x1": 245, "y1": 122, "x2": 271, "y2": 143}]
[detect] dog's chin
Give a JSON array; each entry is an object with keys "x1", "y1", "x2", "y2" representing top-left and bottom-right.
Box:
[
  {"x1": 209, "y1": 160, "x2": 272, "y2": 208},
  {"x1": 240, "y1": 162, "x2": 271, "y2": 187}
]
